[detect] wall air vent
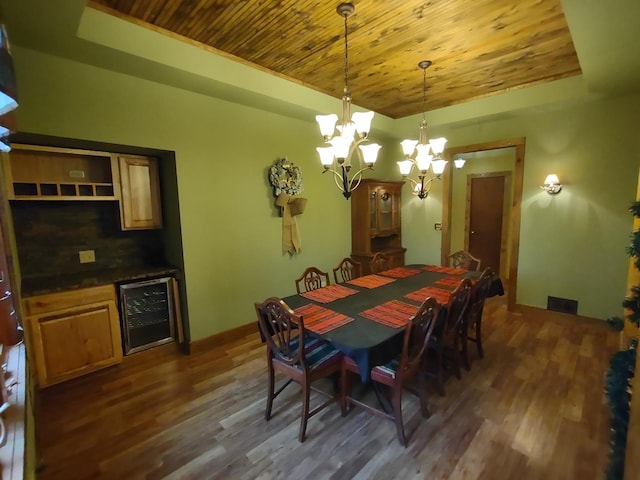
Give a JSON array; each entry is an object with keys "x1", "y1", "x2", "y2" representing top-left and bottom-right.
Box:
[{"x1": 546, "y1": 296, "x2": 578, "y2": 315}]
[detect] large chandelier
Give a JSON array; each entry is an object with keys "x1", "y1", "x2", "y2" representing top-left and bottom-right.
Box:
[
  {"x1": 315, "y1": 3, "x2": 381, "y2": 200},
  {"x1": 397, "y1": 60, "x2": 464, "y2": 199}
]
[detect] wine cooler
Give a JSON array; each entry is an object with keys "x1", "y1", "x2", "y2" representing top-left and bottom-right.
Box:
[{"x1": 119, "y1": 276, "x2": 175, "y2": 354}]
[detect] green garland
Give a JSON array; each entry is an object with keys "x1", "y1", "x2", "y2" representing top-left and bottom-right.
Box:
[
  {"x1": 605, "y1": 339, "x2": 636, "y2": 480},
  {"x1": 605, "y1": 200, "x2": 640, "y2": 479}
]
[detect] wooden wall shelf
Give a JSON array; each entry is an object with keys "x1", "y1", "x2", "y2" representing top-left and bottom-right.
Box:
[{"x1": 2, "y1": 144, "x2": 119, "y2": 201}]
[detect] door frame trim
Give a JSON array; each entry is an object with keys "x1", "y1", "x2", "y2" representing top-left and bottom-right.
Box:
[{"x1": 441, "y1": 137, "x2": 525, "y2": 312}]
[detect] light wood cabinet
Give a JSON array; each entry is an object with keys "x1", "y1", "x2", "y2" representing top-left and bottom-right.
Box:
[
  {"x1": 1, "y1": 145, "x2": 163, "y2": 230},
  {"x1": 3, "y1": 144, "x2": 119, "y2": 200},
  {"x1": 350, "y1": 179, "x2": 406, "y2": 274},
  {"x1": 23, "y1": 284, "x2": 123, "y2": 388},
  {"x1": 118, "y1": 154, "x2": 163, "y2": 230}
]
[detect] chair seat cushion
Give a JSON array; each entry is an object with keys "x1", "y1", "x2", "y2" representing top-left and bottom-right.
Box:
[
  {"x1": 291, "y1": 336, "x2": 343, "y2": 370},
  {"x1": 371, "y1": 358, "x2": 400, "y2": 381}
]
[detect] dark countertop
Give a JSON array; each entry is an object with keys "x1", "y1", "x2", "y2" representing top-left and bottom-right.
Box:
[{"x1": 21, "y1": 265, "x2": 181, "y2": 297}]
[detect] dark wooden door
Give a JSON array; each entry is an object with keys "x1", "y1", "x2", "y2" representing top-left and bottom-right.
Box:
[{"x1": 468, "y1": 175, "x2": 505, "y2": 273}]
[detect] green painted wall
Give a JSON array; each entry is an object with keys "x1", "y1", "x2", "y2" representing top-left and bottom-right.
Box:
[
  {"x1": 9, "y1": 45, "x2": 640, "y2": 333},
  {"x1": 404, "y1": 95, "x2": 640, "y2": 319},
  {"x1": 11, "y1": 47, "x2": 371, "y2": 340}
]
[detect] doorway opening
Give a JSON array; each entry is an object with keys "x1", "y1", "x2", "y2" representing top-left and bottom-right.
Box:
[{"x1": 441, "y1": 137, "x2": 525, "y2": 312}]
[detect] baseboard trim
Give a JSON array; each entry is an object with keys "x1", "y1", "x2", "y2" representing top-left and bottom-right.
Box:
[
  {"x1": 189, "y1": 322, "x2": 258, "y2": 355},
  {"x1": 517, "y1": 304, "x2": 602, "y2": 324}
]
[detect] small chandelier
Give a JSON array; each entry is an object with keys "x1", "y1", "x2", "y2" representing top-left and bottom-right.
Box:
[
  {"x1": 397, "y1": 60, "x2": 463, "y2": 199},
  {"x1": 315, "y1": 3, "x2": 381, "y2": 200}
]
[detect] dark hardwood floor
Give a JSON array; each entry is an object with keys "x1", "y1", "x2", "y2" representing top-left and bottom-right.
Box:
[{"x1": 35, "y1": 296, "x2": 619, "y2": 479}]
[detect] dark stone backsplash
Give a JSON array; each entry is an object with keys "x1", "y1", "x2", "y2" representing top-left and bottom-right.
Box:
[{"x1": 11, "y1": 201, "x2": 165, "y2": 279}]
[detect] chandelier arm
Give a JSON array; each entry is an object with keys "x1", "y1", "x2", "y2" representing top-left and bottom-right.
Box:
[
  {"x1": 323, "y1": 167, "x2": 346, "y2": 185},
  {"x1": 347, "y1": 165, "x2": 373, "y2": 192}
]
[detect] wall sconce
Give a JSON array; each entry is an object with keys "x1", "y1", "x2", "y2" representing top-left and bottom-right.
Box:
[{"x1": 541, "y1": 174, "x2": 562, "y2": 194}]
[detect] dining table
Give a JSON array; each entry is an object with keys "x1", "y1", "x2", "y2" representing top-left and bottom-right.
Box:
[{"x1": 281, "y1": 263, "x2": 504, "y2": 383}]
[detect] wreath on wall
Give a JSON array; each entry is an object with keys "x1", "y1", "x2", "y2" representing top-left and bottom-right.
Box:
[{"x1": 269, "y1": 158, "x2": 303, "y2": 197}]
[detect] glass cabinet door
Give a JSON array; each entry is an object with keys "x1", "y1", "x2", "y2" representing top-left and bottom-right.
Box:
[
  {"x1": 378, "y1": 188, "x2": 393, "y2": 232},
  {"x1": 369, "y1": 189, "x2": 377, "y2": 231}
]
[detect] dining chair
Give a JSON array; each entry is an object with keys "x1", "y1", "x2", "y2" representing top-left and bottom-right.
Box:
[
  {"x1": 341, "y1": 297, "x2": 440, "y2": 447},
  {"x1": 332, "y1": 257, "x2": 362, "y2": 284},
  {"x1": 370, "y1": 252, "x2": 391, "y2": 274},
  {"x1": 448, "y1": 250, "x2": 481, "y2": 271},
  {"x1": 428, "y1": 278, "x2": 472, "y2": 396},
  {"x1": 295, "y1": 266, "x2": 330, "y2": 294},
  {"x1": 461, "y1": 267, "x2": 495, "y2": 369},
  {"x1": 254, "y1": 297, "x2": 343, "y2": 442}
]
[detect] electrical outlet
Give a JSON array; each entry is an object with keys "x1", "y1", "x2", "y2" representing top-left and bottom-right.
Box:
[
  {"x1": 79, "y1": 250, "x2": 96, "y2": 263},
  {"x1": 434, "y1": 222, "x2": 442, "y2": 231}
]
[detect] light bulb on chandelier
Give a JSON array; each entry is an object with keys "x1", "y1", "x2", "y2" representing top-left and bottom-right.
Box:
[
  {"x1": 315, "y1": 2, "x2": 381, "y2": 199},
  {"x1": 397, "y1": 60, "x2": 463, "y2": 199}
]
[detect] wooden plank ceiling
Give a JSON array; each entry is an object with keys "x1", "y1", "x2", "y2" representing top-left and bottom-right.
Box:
[{"x1": 89, "y1": 0, "x2": 581, "y2": 119}]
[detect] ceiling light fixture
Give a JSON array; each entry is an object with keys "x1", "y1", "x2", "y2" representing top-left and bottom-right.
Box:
[
  {"x1": 397, "y1": 61, "x2": 463, "y2": 199},
  {"x1": 315, "y1": 2, "x2": 381, "y2": 200}
]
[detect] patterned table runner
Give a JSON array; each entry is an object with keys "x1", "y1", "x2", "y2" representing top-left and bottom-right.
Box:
[
  {"x1": 294, "y1": 303, "x2": 354, "y2": 334},
  {"x1": 378, "y1": 267, "x2": 422, "y2": 279},
  {"x1": 405, "y1": 286, "x2": 452, "y2": 305},
  {"x1": 359, "y1": 300, "x2": 419, "y2": 328},
  {"x1": 434, "y1": 276, "x2": 465, "y2": 289},
  {"x1": 422, "y1": 265, "x2": 468, "y2": 275},
  {"x1": 301, "y1": 284, "x2": 359, "y2": 303},
  {"x1": 347, "y1": 274, "x2": 397, "y2": 289}
]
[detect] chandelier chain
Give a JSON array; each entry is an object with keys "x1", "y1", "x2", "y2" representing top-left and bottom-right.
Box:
[
  {"x1": 343, "y1": 12, "x2": 349, "y2": 96},
  {"x1": 422, "y1": 67, "x2": 427, "y2": 122}
]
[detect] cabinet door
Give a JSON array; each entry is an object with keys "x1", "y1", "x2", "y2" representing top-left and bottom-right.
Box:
[
  {"x1": 118, "y1": 155, "x2": 162, "y2": 230},
  {"x1": 376, "y1": 187, "x2": 397, "y2": 234},
  {"x1": 29, "y1": 300, "x2": 122, "y2": 388}
]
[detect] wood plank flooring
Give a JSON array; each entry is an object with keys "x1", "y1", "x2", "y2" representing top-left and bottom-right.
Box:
[{"x1": 35, "y1": 297, "x2": 619, "y2": 479}]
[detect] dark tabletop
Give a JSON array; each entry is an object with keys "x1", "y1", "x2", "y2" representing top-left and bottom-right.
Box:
[{"x1": 282, "y1": 264, "x2": 503, "y2": 382}]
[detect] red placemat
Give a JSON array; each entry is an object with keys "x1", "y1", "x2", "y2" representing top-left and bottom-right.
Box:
[
  {"x1": 378, "y1": 267, "x2": 422, "y2": 279},
  {"x1": 301, "y1": 284, "x2": 359, "y2": 303},
  {"x1": 347, "y1": 274, "x2": 396, "y2": 289},
  {"x1": 422, "y1": 265, "x2": 468, "y2": 275},
  {"x1": 294, "y1": 303, "x2": 354, "y2": 334},
  {"x1": 434, "y1": 276, "x2": 464, "y2": 289},
  {"x1": 405, "y1": 286, "x2": 451, "y2": 305},
  {"x1": 359, "y1": 300, "x2": 419, "y2": 328}
]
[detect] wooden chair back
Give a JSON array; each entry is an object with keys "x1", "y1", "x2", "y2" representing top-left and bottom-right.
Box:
[
  {"x1": 295, "y1": 266, "x2": 330, "y2": 294},
  {"x1": 333, "y1": 257, "x2": 362, "y2": 283},
  {"x1": 427, "y1": 277, "x2": 472, "y2": 396},
  {"x1": 370, "y1": 252, "x2": 391, "y2": 274},
  {"x1": 448, "y1": 250, "x2": 481, "y2": 271},
  {"x1": 255, "y1": 297, "x2": 306, "y2": 370},
  {"x1": 443, "y1": 278, "x2": 473, "y2": 339},
  {"x1": 397, "y1": 297, "x2": 440, "y2": 383},
  {"x1": 462, "y1": 267, "x2": 496, "y2": 366},
  {"x1": 255, "y1": 297, "x2": 342, "y2": 442},
  {"x1": 341, "y1": 296, "x2": 440, "y2": 446}
]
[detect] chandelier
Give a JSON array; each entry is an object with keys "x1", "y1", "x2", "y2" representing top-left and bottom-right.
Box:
[
  {"x1": 315, "y1": 3, "x2": 381, "y2": 200},
  {"x1": 397, "y1": 60, "x2": 464, "y2": 199}
]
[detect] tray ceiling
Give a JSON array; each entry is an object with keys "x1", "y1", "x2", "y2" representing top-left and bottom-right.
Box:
[{"x1": 89, "y1": 0, "x2": 582, "y2": 119}]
